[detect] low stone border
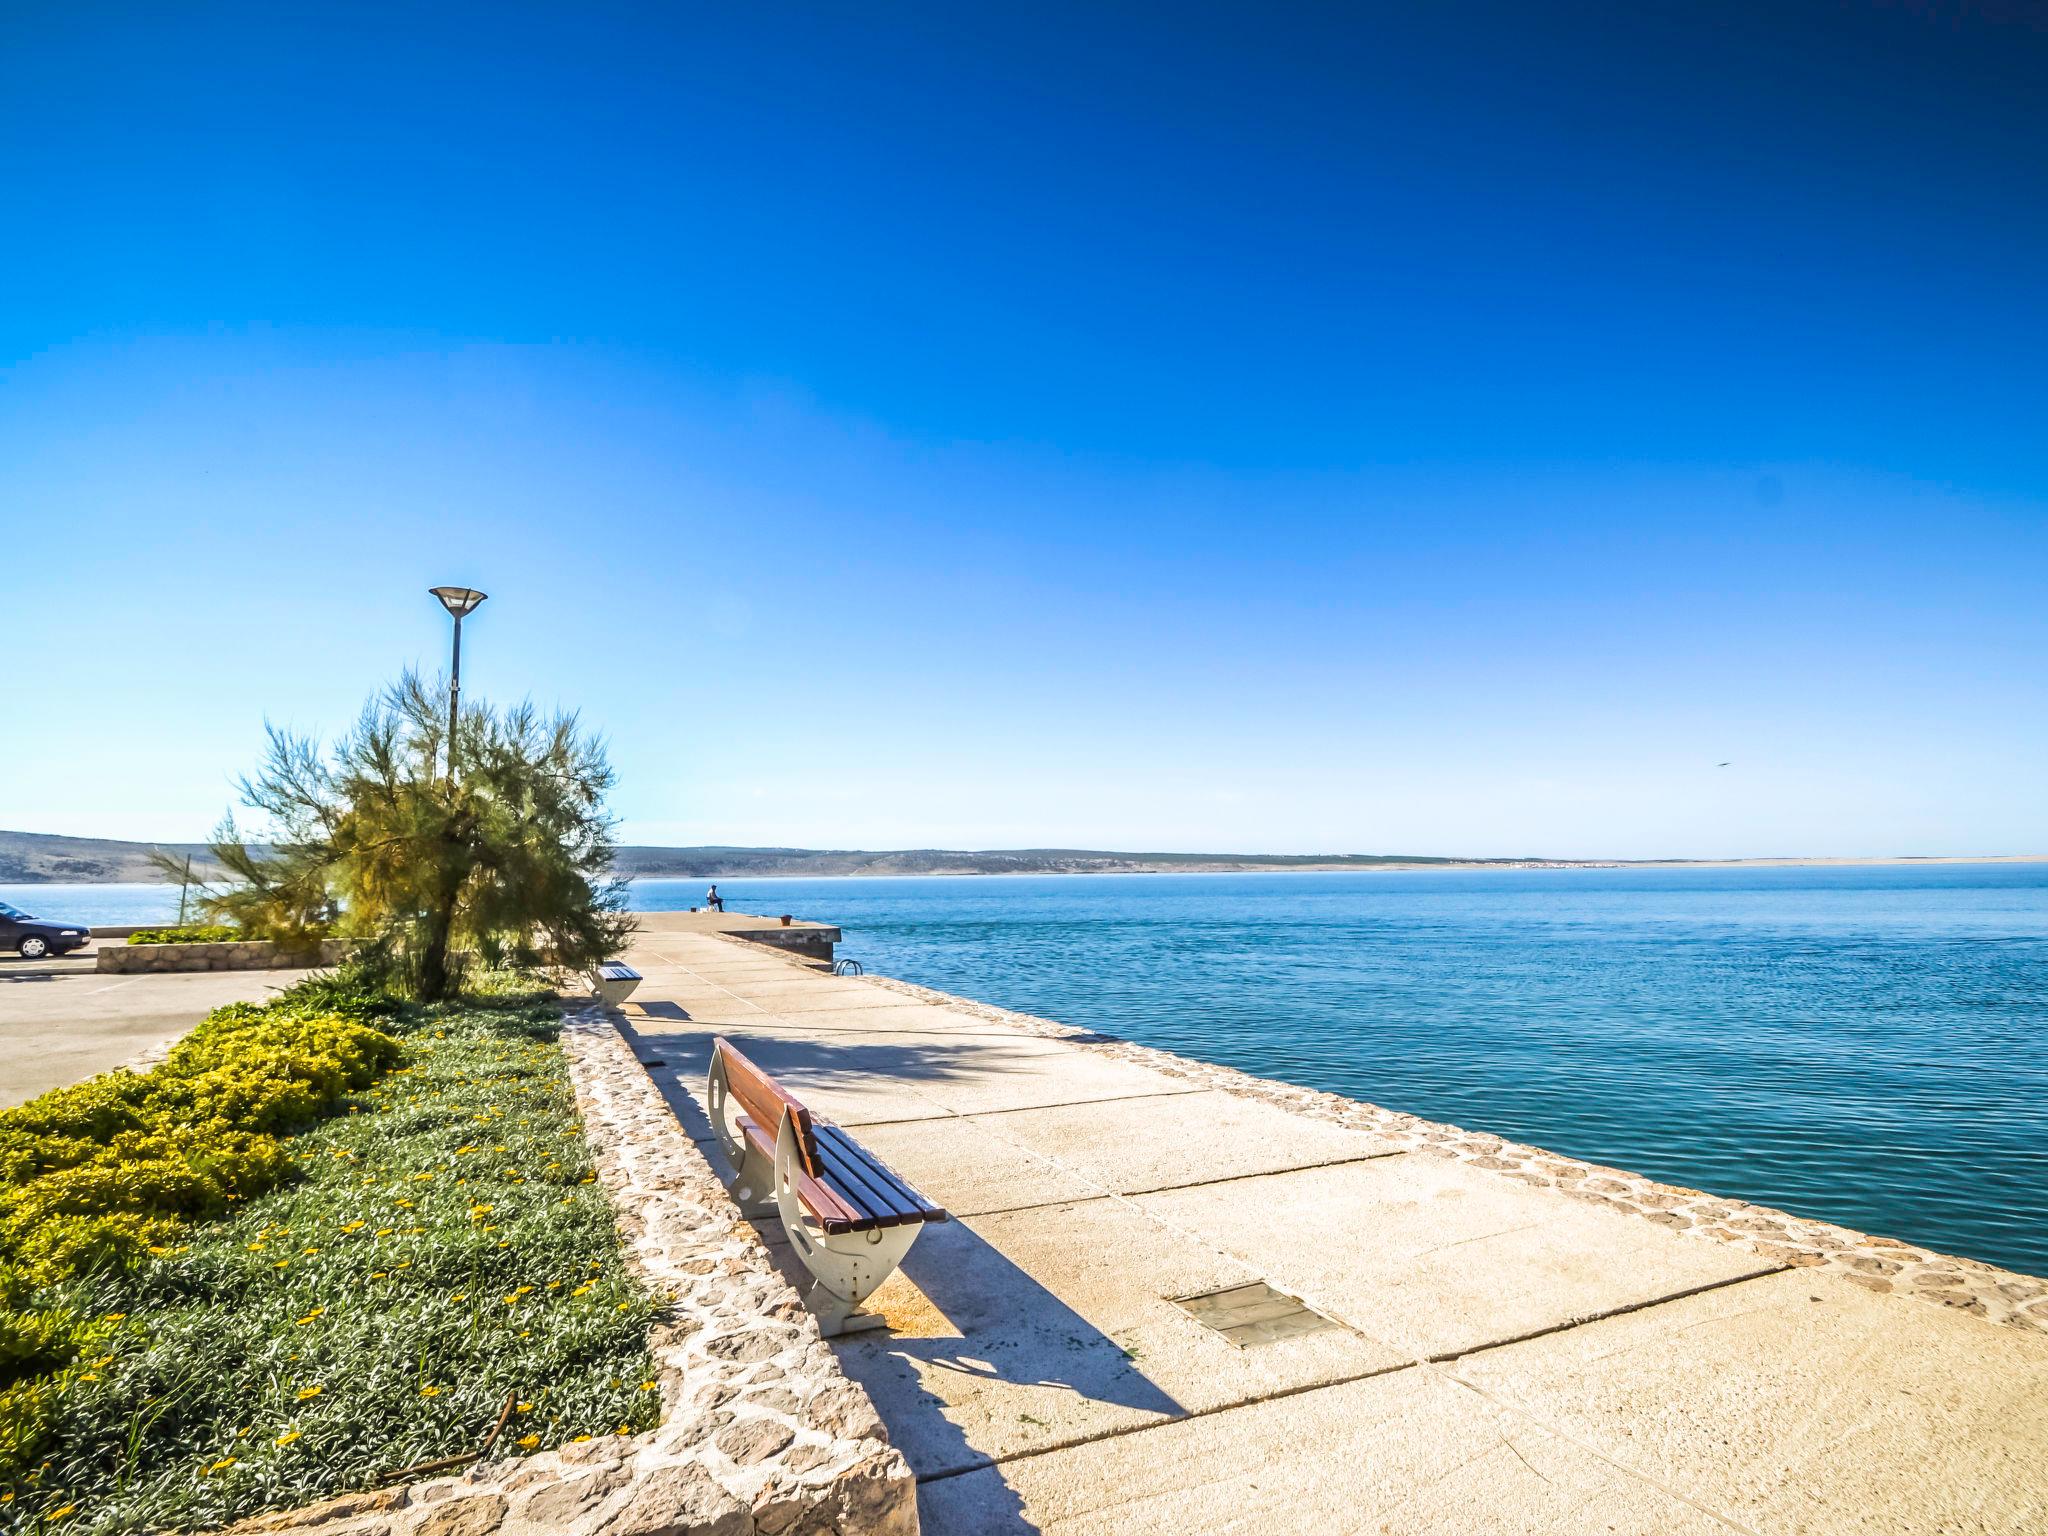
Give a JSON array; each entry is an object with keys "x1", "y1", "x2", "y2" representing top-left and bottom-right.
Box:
[
  {"x1": 98, "y1": 939, "x2": 349, "y2": 974},
  {"x1": 228, "y1": 1004, "x2": 915, "y2": 1536},
  {"x1": 796, "y1": 955, "x2": 2048, "y2": 1334}
]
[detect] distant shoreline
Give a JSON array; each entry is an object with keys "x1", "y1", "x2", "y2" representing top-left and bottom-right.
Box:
[
  {"x1": 616, "y1": 854, "x2": 2048, "y2": 880},
  {"x1": 6, "y1": 828, "x2": 2046, "y2": 890}
]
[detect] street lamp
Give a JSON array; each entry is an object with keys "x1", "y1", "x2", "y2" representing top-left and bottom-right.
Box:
[{"x1": 429, "y1": 586, "x2": 487, "y2": 779}]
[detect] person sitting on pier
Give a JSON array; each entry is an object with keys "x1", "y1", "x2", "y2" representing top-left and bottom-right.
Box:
[{"x1": 707, "y1": 884, "x2": 725, "y2": 912}]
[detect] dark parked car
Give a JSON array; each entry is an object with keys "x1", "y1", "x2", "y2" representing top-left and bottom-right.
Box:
[{"x1": 0, "y1": 899, "x2": 92, "y2": 959}]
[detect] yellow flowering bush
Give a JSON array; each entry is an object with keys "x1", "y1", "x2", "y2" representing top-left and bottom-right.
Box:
[
  {"x1": 0, "y1": 990, "x2": 401, "y2": 1493},
  {"x1": 4, "y1": 981, "x2": 655, "y2": 1533}
]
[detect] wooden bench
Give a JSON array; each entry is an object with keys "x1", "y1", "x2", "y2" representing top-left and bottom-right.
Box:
[
  {"x1": 592, "y1": 962, "x2": 642, "y2": 1007},
  {"x1": 707, "y1": 1036, "x2": 947, "y2": 1336}
]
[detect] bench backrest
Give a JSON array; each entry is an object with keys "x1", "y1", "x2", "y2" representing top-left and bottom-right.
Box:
[{"x1": 713, "y1": 1037, "x2": 823, "y2": 1179}]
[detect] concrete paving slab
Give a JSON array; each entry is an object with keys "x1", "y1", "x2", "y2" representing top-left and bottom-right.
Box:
[
  {"x1": 987, "y1": 1087, "x2": 1402, "y2": 1195},
  {"x1": 835, "y1": 1198, "x2": 1406, "y2": 1477},
  {"x1": 711, "y1": 987, "x2": 938, "y2": 1014},
  {"x1": 1135, "y1": 1153, "x2": 1779, "y2": 1358},
  {"x1": 851, "y1": 1117, "x2": 1104, "y2": 1216},
  {"x1": 892, "y1": 1046, "x2": 1201, "y2": 1120},
  {"x1": 917, "y1": 1366, "x2": 1735, "y2": 1536},
  {"x1": 611, "y1": 1029, "x2": 958, "y2": 1127},
  {"x1": 1455, "y1": 1267, "x2": 2048, "y2": 1535},
  {"x1": 635, "y1": 1003, "x2": 1074, "y2": 1044}
]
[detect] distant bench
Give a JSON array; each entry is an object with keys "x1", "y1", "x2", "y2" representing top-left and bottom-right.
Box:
[
  {"x1": 592, "y1": 962, "x2": 642, "y2": 1007},
  {"x1": 707, "y1": 1036, "x2": 948, "y2": 1336}
]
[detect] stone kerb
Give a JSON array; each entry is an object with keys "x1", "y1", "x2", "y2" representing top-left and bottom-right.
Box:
[
  {"x1": 97, "y1": 939, "x2": 351, "y2": 974},
  {"x1": 226, "y1": 1004, "x2": 915, "y2": 1536}
]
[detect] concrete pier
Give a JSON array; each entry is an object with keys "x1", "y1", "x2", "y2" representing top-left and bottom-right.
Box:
[{"x1": 617, "y1": 913, "x2": 2048, "y2": 1535}]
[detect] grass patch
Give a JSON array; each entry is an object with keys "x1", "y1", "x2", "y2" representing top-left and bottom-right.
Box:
[
  {"x1": 122, "y1": 927, "x2": 240, "y2": 946},
  {"x1": 4, "y1": 985, "x2": 658, "y2": 1534}
]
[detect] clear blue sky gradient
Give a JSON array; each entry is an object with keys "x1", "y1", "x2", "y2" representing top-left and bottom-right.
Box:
[{"x1": 5, "y1": 2, "x2": 2045, "y2": 857}]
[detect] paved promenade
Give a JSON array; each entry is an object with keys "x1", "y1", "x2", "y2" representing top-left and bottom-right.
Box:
[
  {"x1": 0, "y1": 948, "x2": 312, "y2": 1108},
  {"x1": 618, "y1": 917, "x2": 2047, "y2": 1535}
]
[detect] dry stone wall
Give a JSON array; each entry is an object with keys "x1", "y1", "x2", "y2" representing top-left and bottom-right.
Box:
[
  {"x1": 98, "y1": 939, "x2": 350, "y2": 974},
  {"x1": 224, "y1": 1004, "x2": 915, "y2": 1536}
]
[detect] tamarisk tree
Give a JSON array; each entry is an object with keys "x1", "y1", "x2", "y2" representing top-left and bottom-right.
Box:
[{"x1": 177, "y1": 672, "x2": 632, "y2": 1000}]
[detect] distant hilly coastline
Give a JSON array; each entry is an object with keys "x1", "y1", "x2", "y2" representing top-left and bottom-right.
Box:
[
  {"x1": 4, "y1": 830, "x2": 2038, "y2": 884},
  {"x1": 1, "y1": 828, "x2": 1559, "y2": 883}
]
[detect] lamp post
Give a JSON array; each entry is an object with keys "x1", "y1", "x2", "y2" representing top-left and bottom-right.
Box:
[{"x1": 429, "y1": 586, "x2": 487, "y2": 780}]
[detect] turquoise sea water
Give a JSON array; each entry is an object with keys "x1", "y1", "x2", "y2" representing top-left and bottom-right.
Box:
[
  {"x1": 636, "y1": 865, "x2": 2048, "y2": 1278},
  {"x1": 13, "y1": 865, "x2": 2046, "y2": 1276}
]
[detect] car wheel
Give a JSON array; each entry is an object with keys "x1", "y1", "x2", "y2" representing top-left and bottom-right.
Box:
[{"x1": 18, "y1": 935, "x2": 49, "y2": 960}]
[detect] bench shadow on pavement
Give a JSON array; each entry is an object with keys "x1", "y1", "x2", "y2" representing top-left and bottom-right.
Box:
[{"x1": 606, "y1": 1016, "x2": 1182, "y2": 1535}]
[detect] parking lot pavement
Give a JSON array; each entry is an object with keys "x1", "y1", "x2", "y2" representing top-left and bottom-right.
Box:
[{"x1": 0, "y1": 963, "x2": 313, "y2": 1108}]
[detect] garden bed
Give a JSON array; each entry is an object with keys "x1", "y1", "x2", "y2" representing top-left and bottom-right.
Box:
[{"x1": 2, "y1": 976, "x2": 658, "y2": 1534}]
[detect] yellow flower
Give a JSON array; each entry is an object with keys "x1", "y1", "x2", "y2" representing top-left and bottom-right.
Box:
[
  {"x1": 204, "y1": 1457, "x2": 236, "y2": 1474},
  {"x1": 516, "y1": 1433, "x2": 540, "y2": 1449},
  {"x1": 294, "y1": 1309, "x2": 324, "y2": 1325},
  {"x1": 640, "y1": 1380, "x2": 658, "y2": 1392},
  {"x1": 377, "y1": 1227, "x2": 396, "y2": 1237},
  {"x1": 468, "y1": 1204, "x2": 493, "y2": 1220},
  {"x1": 339, "y1": 1220, "x2": 365, "y2": 1233},
  {"x1": 571, "y1": 1435, "x2": 591, "y2": 1443},
  {"x1": 47, "y1": 1504, "x2": 74, "y2": 1520},
  {"x1": 395, "y1": 1199, "x2": 413, "y2": 1209},
  {"x1": 276, "y1": 1430, "x2": 302, "y2": 1447},
  {"x1": 419, "y1": 1385, "x2": 441, "y2": 1398},
  {"x1": 516, "y1": 1401, "x2": 533, "y2": 1413},
  {"x1": 297, "y1": 1385, "x2": 323, "y2": 1401},
  {"x1": 301, "y1": 1247, "x2": 321, "y2": 1256},
  {"x1": 274, "y1": 1260, "x2": 291, "y2": 1270},
  {"x1": 102, "y1": 1313, "x2": 126, "y2": 1322},
  {"x1": 616, "y1": 1302, "x2": 631, "y2": 1312},
  {"x1": 449, "y1": 1292, "x2": 469, "y2": 1303},
  {"x1": 570, "y1": 1282, "x2": 593, "y2": 1297}
]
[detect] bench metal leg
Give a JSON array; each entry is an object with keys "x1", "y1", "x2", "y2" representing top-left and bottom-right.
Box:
[
  {"x1": 775, "y1": 1113, "x2": 921, "y2": 1337},
  {"x1": 706, "y1": 1053, "x2": 777, "y2": 1219}
]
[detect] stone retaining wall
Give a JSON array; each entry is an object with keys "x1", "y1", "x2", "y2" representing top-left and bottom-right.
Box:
[
  {"x1": 228, "y1": 1004, "x2": 915, "y2": 1536},
  {"x1": 705, "y1": 931, "x2": 2048, "y2": 1335},
  {"x1": 98, "y1": 939, "x2": 351, "y2": 974}
]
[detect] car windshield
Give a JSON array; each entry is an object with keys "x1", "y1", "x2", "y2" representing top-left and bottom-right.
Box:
[{"x1": 0, "y1": 901, "x2": 29, "y2": 920}]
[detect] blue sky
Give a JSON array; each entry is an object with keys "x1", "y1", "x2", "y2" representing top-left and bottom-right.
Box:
[{"x1": 5, "y1": 2, "x2": 2045, "y2": 858}]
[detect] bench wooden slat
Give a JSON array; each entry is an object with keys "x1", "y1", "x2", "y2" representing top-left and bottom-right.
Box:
[
  {"x1": 714, "y1": 1037, "x2": 946, "y2": 1235},
  {"x1": 715, "y1": 1037, "x2": 823, "y2": 1180},
  {"x1": 811, "y1": 1134, "x2": 923, "y2": 1227},
  {"x1": 816, "y1": 1124, "x2": 946, "y2": 1224},
  {"x1": 737, "y1": 1117, "x2": 870, "y2": 1232}
]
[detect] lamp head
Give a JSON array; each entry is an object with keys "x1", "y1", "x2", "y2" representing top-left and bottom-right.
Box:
[{"x1": 430, "y1": 586, "x2": 488, "y2": 618}]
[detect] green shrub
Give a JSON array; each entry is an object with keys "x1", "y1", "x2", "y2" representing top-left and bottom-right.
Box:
[{"x1": 125, "y1": 926, "x2": 240, "y2": 946}]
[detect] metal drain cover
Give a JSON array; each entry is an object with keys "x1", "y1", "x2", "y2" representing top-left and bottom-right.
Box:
[{"x1": 1174, "y1": 1281, "x2": 1336, "y2": 1346}]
